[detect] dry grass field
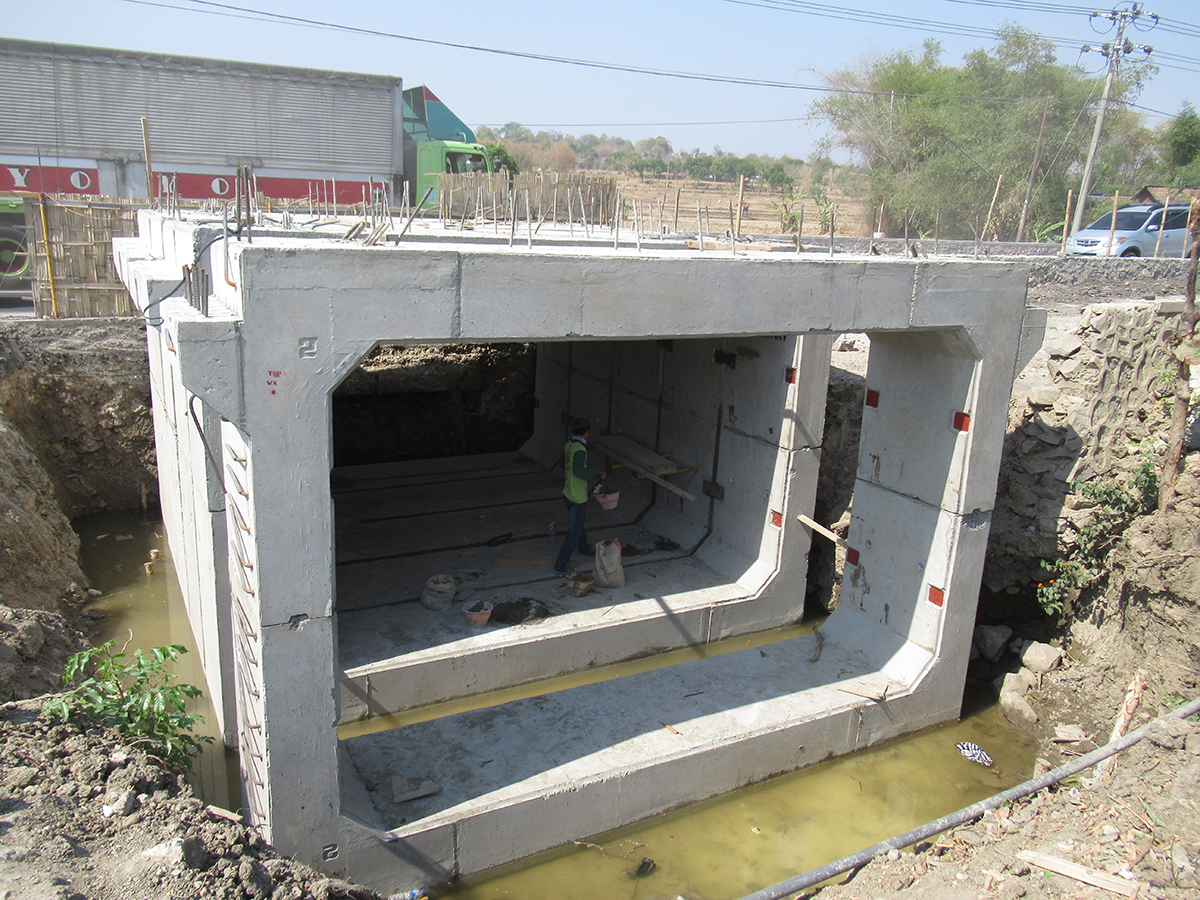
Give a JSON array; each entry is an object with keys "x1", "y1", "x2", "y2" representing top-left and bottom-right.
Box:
[{"x1": 602, "y1": 170, "x2": 870, "y2": 238}]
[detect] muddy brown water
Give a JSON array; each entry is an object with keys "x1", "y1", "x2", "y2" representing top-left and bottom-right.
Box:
[
  {"x1": 76, "y1": 510, "x2": 1038, "y2": 899},
  {"x1": 74, "y1": 509, "x2": 239, "y2": 811}
]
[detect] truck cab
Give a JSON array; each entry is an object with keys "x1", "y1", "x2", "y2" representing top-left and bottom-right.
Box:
[{"x1": 410, "y1": 140, "x2": 492, "y2": 208}]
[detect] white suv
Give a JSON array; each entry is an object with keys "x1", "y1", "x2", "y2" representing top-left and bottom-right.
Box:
[{"x1": 1065, "y1": 203, "x2": 1194, "y2": 257}]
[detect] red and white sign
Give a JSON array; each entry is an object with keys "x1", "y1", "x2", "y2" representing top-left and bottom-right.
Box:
[
  {"x1": 157, "y1": 171, "x2": 378, "y2": 203},
  {"x1": 1, "y1": 164, "x2": 100, "y2": 195}
]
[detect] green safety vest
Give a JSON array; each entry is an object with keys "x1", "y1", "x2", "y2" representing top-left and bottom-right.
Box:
[{"x1": 562, "y1": 438, "x2": 599, "y2": 503}]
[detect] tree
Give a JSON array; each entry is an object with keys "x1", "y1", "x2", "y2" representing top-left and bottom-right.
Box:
[
  {"x1": 763, "y1": 162, "x2": 794, "y2": 192},
  {"x1": 482, "y1": 143, "x2": 520, "y2": 177},
  {"x1": 811, "y1": 27, "x2": 1148, "y2": 240},
  {"x1": 635, "y1": 136, "x2": 673, "y2": 160},
  {"x1": 1163, "y1": 104, "x2": 1200, "y2": 170},
  {"x1": 547, "y1": 140, "x2": 577, "y2": 173}
]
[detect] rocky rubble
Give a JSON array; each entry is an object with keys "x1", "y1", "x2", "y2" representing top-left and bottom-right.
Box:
[{"x1": 0, "y1": 699, "x2": 388, "y2": 900}]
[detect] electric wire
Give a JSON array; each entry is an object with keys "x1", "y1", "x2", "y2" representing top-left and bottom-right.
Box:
[{"x1": 109, "y1": 0, "x2": 1193, "y2": 121}]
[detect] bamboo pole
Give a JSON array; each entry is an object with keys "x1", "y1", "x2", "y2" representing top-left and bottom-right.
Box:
[
  {"x1": 1061, "y1": 190, "x2": 1073, "y2": 251},
  {"x1": 613, "y1": 191, "x2": 620, "y2": 249},
  {"x1": 38, "y1": 195, "x2": 61, "y2": 318},
  {"x1": 1153, "y1": 195, "x2": 1169, "y2": 257},
  {"x1": 1106, "y1": 191, "x2": 1121, "y2": 256},
  {"x1": 141, "y1": 117, "x2": 155, "y2": 203},
  {"x1": 981, "y1": 173, "x2": 1004, "y2": 242},
  {"x1": 733, "y1": 175, "x2": 746, "y2": 255}
]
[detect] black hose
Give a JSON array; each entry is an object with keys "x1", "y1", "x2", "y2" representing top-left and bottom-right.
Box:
[{"x1": 737, "y1": 696, "x2": 1200, "y2": 900}]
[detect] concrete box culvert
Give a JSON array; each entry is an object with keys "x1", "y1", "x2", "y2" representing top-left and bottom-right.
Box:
[{"x1": 114, "y1": 210, "x2": 1037, "y2": 893}]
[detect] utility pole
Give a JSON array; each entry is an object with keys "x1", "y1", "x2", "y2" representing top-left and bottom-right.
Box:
[{"x1": 1072, "y1": 2, "x2": 1156, "y2": 234}]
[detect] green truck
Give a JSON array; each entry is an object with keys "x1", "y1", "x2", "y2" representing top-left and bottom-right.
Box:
[
  {"x1": 402, "y1": 85, "x2": 493, "y2": 208},
  {"x1": 0, "y1": 197, "x2": 30, "y2": 295}
]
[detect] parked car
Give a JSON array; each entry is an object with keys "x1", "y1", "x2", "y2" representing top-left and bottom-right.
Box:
[{"x1": 1064, "y1": 203, "x2": 1194, "y2": 257}]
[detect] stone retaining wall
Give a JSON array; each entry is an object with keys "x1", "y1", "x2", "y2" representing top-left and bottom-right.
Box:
[
  {"x1": 1027, "y1": 256, "x2": 1192, "y2": 287},
  {"x1": 983, "y1": 299, "x2": 1188, "y2": 593}
]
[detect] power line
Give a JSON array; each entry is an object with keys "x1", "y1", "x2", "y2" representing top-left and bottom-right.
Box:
[
  {"x1": 112, "y1": 0, "x2": 1192, "y2": 122},
  {"x1": 485, "y1": 117, "x2": 809, "y2": 129},
  {"x1": 109, "y1": 0, "x2": 1083, "y2": 107}
]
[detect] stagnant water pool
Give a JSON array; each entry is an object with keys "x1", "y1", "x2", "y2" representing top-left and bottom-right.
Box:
[{"x1": 75, "y1": 509, "x2": 1038, "y2": 899}]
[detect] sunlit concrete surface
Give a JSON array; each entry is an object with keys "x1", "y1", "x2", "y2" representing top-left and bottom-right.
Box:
[{"x1": 114, "y1": 210, "x2": 1038, "y2": 893}]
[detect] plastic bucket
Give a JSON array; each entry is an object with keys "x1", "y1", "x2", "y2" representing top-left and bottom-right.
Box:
[
  {"x1": 463, "y1": 599, "x2": 493, "y2": 626},
  {"x1": 421, "y1": 574, "x2": 456, "y2": 611},
  {"x1": 594, "y1": 490, "x2": 619, "y2": 510}
]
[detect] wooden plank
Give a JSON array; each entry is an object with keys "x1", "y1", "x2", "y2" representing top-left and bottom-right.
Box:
[
  {"x1": 593, "y1": 434, "x2": 678, "y2": 476},
  {"x1": 1016, "y1": 850, "x2": 1142, "y2": 897},
  {"x1": 630, "y1": 466, "x2": 697, "y2": 502},
  {"x1": 797, "y1": 513, "x2": 846, "y2": 548},
  {"x1": 593, "y1": 436, "x2": 697, "y2": 502}
]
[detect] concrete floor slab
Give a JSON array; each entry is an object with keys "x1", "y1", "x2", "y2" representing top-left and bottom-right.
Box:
[{"x1": 342, "y1": 630, "x2": 896, "y2": 877}]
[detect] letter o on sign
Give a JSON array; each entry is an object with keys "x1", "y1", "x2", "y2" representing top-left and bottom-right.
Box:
[
  {"x1": 69, "y1": 170, "x2": 92, "y2": 190},
  {"x1": 212, "y1": 177, "x2": 230, "y2": 196}
]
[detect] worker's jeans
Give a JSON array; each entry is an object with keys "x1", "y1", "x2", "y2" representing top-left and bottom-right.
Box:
[{"x1": 554, "y1": 497, "x2": 589, "y2": 573}]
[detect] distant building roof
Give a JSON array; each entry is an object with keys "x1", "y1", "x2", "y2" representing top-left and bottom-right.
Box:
[{"x1": 1130, "y1": 185, "x2": 1200, "y2": 204}]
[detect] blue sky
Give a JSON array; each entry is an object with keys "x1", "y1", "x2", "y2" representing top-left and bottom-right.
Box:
[{"x1": 6, "y1": 0, "x2": 1197, "y2": 159}]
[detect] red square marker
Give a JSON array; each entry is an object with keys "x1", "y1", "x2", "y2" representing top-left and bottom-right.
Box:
[
  {"x1": 846, "y1": 547, "x2": 860, "y2": 566},
  {"x1": 865, "y1": 389, "x2": 880, "y2": 408},
  {"x1": 770, "y1": 510, "x2": 783, "y2": 528},
  {"x1": 928, "y1": 586, "x2": 945, "y2": 607},
  {"x1": 953, "y1": 411, "x2": 971, "y2": 432},
  {"x1": 785, "y1": 366, "x2": 797, "y2": 384}
]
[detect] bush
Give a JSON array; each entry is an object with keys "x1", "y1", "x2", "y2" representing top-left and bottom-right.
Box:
[{"x1": 44, "y1": 637, "x2": 212, "y2": 770}]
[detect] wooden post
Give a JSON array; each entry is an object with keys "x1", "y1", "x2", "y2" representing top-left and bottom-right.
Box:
[
  {"x1": 1061, "y1": 189, "x2": 1073, "y2": 251},
  {"x1": 796, "y1": 206, "x2": 803, "y2": 255},
  {"x1": 1153, "y1": 195, "x2": 1169, "y2": 257},
  {"x1": 614, "y1": 191, "x2": 621, "y2": 249},
  {"x1": 1185, "y1": 200, "x2": 1196, "y2": 259},
  {"x1": 981, "y1": 173, "x2": 1004, "y2": 242},
  {"x1": 696, "y1": 199, "x2": 704, "y2": 252},
  {"x1": 1106, "y1": 191, "x2": 1120, "y2": 256},
  {"x1": 525, "y1": 188, "x2": 533, "y2": 248},
  {"x1": 673, "y1": 186, "x2": 681, "y2": 232},
  {"x1": 37, "y1": 195, "x2": 61, "y2": 318},
  {"x1": 141, "y1": 117, "x2": 155, "y2": 203},
  {"x1": 734, "y1": 174, "x2": 746, "y2": 253},
  {"x1": 934, "y1": 210, "x2": 940, "y2": 255},
  {"x1": 1017, "y1": 94, "x2": 1052, "y2": 243},
  {"x1": 829, "y1": 204, "x2": 835, "y2": 257}
]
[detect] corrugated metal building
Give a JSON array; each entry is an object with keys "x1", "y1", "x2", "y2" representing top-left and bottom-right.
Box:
[{"x1": 0, "y1": 38, "x2": 404, "y2": 201}]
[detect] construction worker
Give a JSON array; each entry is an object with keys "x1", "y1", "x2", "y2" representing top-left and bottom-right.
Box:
[{"x1": 554, "y1": 417, "x2": 608, "y2": 575}]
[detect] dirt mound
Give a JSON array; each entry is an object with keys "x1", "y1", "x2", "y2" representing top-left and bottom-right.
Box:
[
  {"x1": 0, "y1": 605, "x2": 89, "y2": 703},
  {"x1": 0, "y1": 699, "x2": 387, "y2": 900},
  {"x1": 0, "y1": 413, "x2": 90, "y2": 613}
]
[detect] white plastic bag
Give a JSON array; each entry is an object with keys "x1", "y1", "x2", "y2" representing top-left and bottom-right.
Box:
[{"x1": 594, "y1": 539, "x2": 625, "y2": 588}]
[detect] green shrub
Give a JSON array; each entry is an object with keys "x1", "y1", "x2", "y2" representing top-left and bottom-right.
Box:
[{"x1": 44, "y1": 637, "x2": 212, "y2": 770}]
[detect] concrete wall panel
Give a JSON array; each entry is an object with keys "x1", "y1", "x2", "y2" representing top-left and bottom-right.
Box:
[
  {"x1": 858, "y1": 333, "x2": 977, "y2": 513},
  {"x1": 113, "y1": 214, "x2": 1030, "y2": 891}
]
